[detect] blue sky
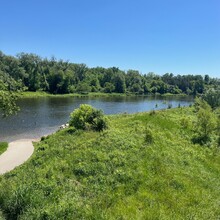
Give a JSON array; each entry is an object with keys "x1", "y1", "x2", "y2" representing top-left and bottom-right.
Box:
[{"x1": 0, "y1": 0, "x2": 219, "y2": 77}]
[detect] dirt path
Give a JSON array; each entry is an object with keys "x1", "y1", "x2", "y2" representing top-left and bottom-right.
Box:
[{"x1": 0, "y1": 139, "x2": 37, "y2": 175}]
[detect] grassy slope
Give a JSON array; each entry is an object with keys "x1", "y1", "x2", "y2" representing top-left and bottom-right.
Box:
[
  {"x1": 0, "y1": 142, "x2": 8, "y2": 155},
  {"x1": 0, "y1": 107, "x2": 219, "y2": 219},
  {"x1": 0, "y1": 142, "x2": 8, "y2": 220}
]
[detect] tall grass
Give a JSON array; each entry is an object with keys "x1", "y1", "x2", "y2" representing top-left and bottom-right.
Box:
[{"x1": 0, "y1": 107, "x2": 219, "y2": 219}]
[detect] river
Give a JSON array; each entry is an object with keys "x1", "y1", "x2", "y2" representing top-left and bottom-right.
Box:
[{"x1": 0, "y1": 95, "x2": 193, "y2": 142}]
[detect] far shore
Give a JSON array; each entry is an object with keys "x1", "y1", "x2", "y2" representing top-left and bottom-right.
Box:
[{"x1": 16, "y1": 91, "x2": 189, "y2": 98}]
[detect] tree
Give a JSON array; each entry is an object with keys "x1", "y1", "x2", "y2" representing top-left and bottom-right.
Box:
[
  {"x1": 202, "y1": 89, "x2": 220, "y2": 109},
  {"x1": 112, "y1": 72, "x2": 126, "y2": 93},
  {"x1": 204, "y1": 74, "x2": 210, "y2": 84},
  {"x1": 0, "y1": 71, "x2": 20, "y2": 117},
  {"x1": 76, "y1": 82, "x2": 91, "y2": 94},
  {"x1": 0, "y1": 91, "x2": 19, "y2": 117},
  {"x1": 104, "y1": 82, "x2": 115, "y2": 93}
]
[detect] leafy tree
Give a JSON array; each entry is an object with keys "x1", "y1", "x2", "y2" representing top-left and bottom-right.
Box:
[
  {"x1": 202, "y1": 89, "x2": 220, "y2": 109},
  {"x1": 112, "y1": 72, "x2": 126, "y2": 93},
  {"x1": 204, "y1": 74, "x2": 210, "y2": 84},
  {"x1": 0, "y1": 51, "x2": 219, "y2": 96},
  {"x1": 0, "y1": 91, "x2": 19, "y2": 117},
  {"x1": 48, "y1": 69, "x2": 65, "y2": 93},
  {"x1": 76, "y1": 82, "x2": 91, "y2": 94},
  {"x1": 104, "y1": 82, "x2": 115, "y2": 93}
]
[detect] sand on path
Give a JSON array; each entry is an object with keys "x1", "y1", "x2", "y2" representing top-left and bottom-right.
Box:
[{"x1": 0, "y1": 139, "x2": 37, "y2": 175}]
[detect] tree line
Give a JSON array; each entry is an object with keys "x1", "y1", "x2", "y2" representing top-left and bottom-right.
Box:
[{"x1": 0, "y1": 51, "x2": 219, "y2": 95}]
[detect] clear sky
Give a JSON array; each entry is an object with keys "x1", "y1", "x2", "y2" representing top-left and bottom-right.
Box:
[{"x1": 0, "y1": 0, "x2": 219, "y2": 77}]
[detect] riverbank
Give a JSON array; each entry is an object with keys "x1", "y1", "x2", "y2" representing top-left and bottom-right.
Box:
[
  {"x1": 0, "y1": 107, "x2": 219, "y2": 219},
  {"x1": 16, "y1": 91, "x2": 188, "y2": 98},
  {"x1": 0, "y1": 94, "x2": 193, "y2": 142}
]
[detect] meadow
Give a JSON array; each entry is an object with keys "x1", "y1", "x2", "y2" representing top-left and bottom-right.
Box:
[{"x1": 0, "y1": 107, "x2": 219, "y2": 219}]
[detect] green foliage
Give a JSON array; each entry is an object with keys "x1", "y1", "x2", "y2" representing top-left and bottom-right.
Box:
[
  {"x1": 145, "y1": 127, "x2": 154, "y2": 144},
  {"x1": 180, "y1": 117, "x2": 190, "y2": 129},
  {"x1": 66, "y1": 126, "x2": 77, "y2": 134},
  {"x1": 0, "y1": 91, "x2": 19, "y2": 117},
  {"x1": 69, "y1": 104, "x2": 108, "y2": 131},
  {"x1": 202, "y1": 89, "x2": 220, "y2": 109},
  {"x1": 194, "y1": 97, "x2": 211, "y2": 112},
  {"x1": 0, "y1": 142, "x2": 8, "y2": 155},
  {"x1": 192, "y1": 99, "x2": 217, "y2": 145},
  {"x1": 149, "y1": 109, "x2": 156, "y2": 116},
  {"x1": 75, "y1": 82, "x2": 91, "y2": 94},
  {"x1": 0, "y1": 108, "x2": 220, "y2": 219},
  {"x1": 1, "y1": 51, "x2": 219, "y2": 96},
  {"x1": 196, "y1": 106, "x2": 216, "y2": 136},
  {"x1": 103, "y1": 82, "x2": 115, "y2": 93},
  {"x1": 217, "y1": 136, "x2": 220, "y2": 147}
]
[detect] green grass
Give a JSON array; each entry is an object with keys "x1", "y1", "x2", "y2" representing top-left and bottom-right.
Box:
[
  {"x1": 17, "y1": 91, "x2": 188, "y2": 98},
  {"x1": 0, "y1": 142, "x2": 8, "y2": 155},
  {"x1": 0, "y1": 107, "x2": 219, "y2": 219},
  {"x1": 0, "y1": 142, "x2": 7, "y2": 220},
  {"x1": 17, "y1": 91, "x2": 127, "y2": 98}
]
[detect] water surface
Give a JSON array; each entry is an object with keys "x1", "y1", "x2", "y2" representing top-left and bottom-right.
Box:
[{"x1": 0, "y1": 95, "x2": 193, "y2": 141}]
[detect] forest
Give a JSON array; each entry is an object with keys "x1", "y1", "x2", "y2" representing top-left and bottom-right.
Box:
[{"x1": 0, "y1": 51, "x2": 220, "y2": 95}]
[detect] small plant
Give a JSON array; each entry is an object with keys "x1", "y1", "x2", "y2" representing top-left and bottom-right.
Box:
[
  {"x1": 145, "y1": 127, "x2": 154, "y2": 144},
  {"x1": 149, "y1": 110, "x2": 156, "y2": 116},
  {"x1": 167, "y1": 103, "x2": 172, "y2": 109},
  {"x1": 66, "y1": 127, "x2": 77, "y2": 134},
  {"x1": 69, "y1": 104, "x2": 108, "y2": 131},
  {"x1": 180, "y1": 117, "x2": 190, "y2": 129}
]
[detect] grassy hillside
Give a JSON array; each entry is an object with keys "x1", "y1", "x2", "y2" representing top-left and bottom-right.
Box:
[{"x1": 0, "y1": 107, "x2": 219, "y2": 219}]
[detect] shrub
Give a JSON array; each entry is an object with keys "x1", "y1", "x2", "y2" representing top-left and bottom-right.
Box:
[
  {"x1": 69, "y1": 104, "x2": 108, "y2": 131},
  {"x1": 149, "y1": 110, "x2": 156, "y2": 116},
  {"x1": 167, "y1": 103, "x2": 172, "y2": 109},
  {"x1": 145, "y1": 127, "x2": 154, "y2": 144},
  {"x1": 0, "y1": 142, "x2": 8, "y2": 155},
  {"x1": 191, "y1": 134, "x2": 211, "y2": 145},
  {"x1": 180, "y1": 117, "x2": 190, "y2": 129},
  {"x1": 217, "y1": 136, "x2": 220, "y2": 147},
  {"x1": 192, "y1": 101, "x2": 217, "y2": 145},
  {"x1": 202, "y1": 89, "x2": 220, "y2": 109},
  {"x1": 66, "y1": 127, "x2": 77, "y2": 134}
]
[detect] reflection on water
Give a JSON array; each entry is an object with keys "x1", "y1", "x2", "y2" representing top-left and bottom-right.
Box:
[{"x1": 0, "y1": 95, "x2": 193, "y2": 142}]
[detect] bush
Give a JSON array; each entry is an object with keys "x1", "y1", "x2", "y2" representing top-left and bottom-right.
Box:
[
  {"x1": 149, "y1": 110, "x2": 156, "y2": 116},
  {"x1": 191, "y1": 134, "x2": 211, "y2": 145},
  {"x1": 180, "y1": 117, "x2": 190, "y2": 129},
  {"x1": 217, "y1": 136, "x2": 220, "y2": 147},
  {"x1": 202, "y1": 89, "x2": 220, "y2": 109},
  {"x1": 66, "y1": 127, "x2": 77, "y2": 134},
  {"x1": 69, "y1": 104, "x2": 108, "y2": 131},
  {"x1": 145, "y1": 127, "x2": 154, "y2": 144}
]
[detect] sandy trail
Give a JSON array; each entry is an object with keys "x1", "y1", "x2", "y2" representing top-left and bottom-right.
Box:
[{"x1": 0, "y1": 139, "x2": 37, "y2": 175}]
